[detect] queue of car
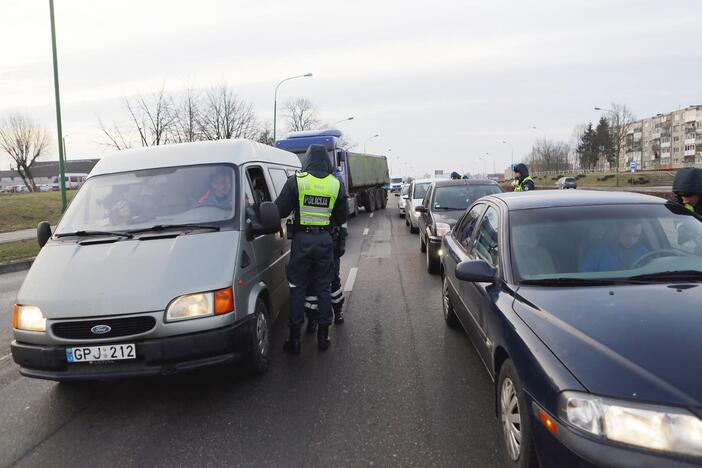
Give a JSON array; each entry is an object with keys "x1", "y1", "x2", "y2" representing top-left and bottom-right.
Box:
[{"x1": 398, "y1": 176, "x2": 702, "y2": 467}]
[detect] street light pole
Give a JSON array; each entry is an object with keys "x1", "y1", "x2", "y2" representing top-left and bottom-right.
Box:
[
  {"x1": 363, "y1": 133, "x2": 379, "y2": 153},
  {"x1": 332, "y1": 117, "x2": 354, "y2": 127},
  {"x1": 502, "y1": 140, "x2": 514, "y2": 174},
  {"x1": 49, "y1": 0, "x2": 67, "y2": 212},
  {"x1": 272, "y1": 73, "x2": 312, "y2": 142},
  {"x1": 595, "y1": 106, "x2": 620, "y2": 187}
]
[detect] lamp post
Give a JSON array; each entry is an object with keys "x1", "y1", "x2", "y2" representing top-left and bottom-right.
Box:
[
  {"x1": 595, "y1": 106, "x2": 620, "y2": 187},
  {"x1": 502, "y1": 140, "x2": 514, "y2": 167},
  {"x1": 49, "y1": 0, "x2": 67, "y2": 212},
  {"x1": 272, "y1": 73, "x2": 312, "y2": 142},
  {"x1": 332, "y1": 117, "x2": 354, "y2": 127},
  {"x1": 363, "y1": 133, "x2": 379, "y2": 153}
]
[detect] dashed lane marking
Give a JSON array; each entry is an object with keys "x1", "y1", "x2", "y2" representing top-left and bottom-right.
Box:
[
  {"x1": 369, "y1": 213, "x2": 374, "y2": 218},
  {"x1": 344, "y1": 267, "x2": 358, "y2": 292},
  {"x1": 363, "y1": 228, "x2": 369, "y2": 236}
]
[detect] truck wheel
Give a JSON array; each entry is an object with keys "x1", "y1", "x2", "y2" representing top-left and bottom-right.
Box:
[
  {"x1": 367, "y1": 193, "x2": 376, "y2": 212},
  {"x1": 380, "y1": 190, "x2": 387, "y2": 209},
  {"x1": 243, "y1": 297, "x2": 271, "y2": 375}
]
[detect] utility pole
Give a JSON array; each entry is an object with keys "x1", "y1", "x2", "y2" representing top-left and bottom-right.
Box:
[{"x1": 49, "y1": 0, "x2": 67, "y2": 212}]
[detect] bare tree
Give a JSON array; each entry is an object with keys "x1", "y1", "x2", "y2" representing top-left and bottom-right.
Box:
[
  {"x1": 0, "y1": 113, "x2": 50, "y2": 191},
  {"x1": 284, "y1": 97, "x2": 319, "y2": 132},
  {"x1": 171, "y1": 87, "x2": 201, "y2": 143},
  {"x1": 97, "y1": 117, "x2": 133, "y2": 150},
  {"x1": 199, "y1": 85, "x2": 259, "y2": 141},
  {"x1": 526, "y1": 139, "x2": 571, "y2": 174},
  {"x1": 256, "y1": 121, "x2": 275, "y2": 146},
  {"x1": 603, "y1": 102, "x2": 636, "y2": 171}
]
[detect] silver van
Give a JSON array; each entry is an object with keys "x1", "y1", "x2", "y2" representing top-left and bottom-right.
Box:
[{"x1": 11, "y1": 140, "x2": 295, "y2": 381}]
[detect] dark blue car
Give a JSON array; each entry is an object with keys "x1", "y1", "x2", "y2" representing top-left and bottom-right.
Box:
[{"x1": 440, "y1": 190, "x2": 702, "y2": 468}]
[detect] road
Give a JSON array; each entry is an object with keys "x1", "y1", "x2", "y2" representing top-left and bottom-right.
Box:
[{"x1": 0, "y1": 198, "x2": 501, "y2": 467}]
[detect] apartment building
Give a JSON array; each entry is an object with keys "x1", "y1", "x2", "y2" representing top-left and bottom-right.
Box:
[{"x1": 624, "y1": 105, "x2": 702, "y2": 170}]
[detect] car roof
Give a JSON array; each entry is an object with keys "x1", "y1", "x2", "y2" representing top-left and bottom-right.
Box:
[
  {"x1": 432, "y1": 178, "x2": 498, "y2": 188},
  {"x1": 484, "y1": 189, "x2": 667, "y2": 210},
  {"x1": 89, "y1": 139, "x2": 301, "y2": 178}
]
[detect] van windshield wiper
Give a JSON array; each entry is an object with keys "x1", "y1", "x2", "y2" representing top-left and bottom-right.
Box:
[
  {"x1": 520, "y1": 277, "x2": 626, "y2": 286},
  {"x1": 128, "y1": 223, "x2": 221, "y2": 234},
  {"x1": 55, "y1": 230, "x2": 133, "y2": 239},
  {"x1": 626, "y1": 270, "x2": 702, "y2": 282}
]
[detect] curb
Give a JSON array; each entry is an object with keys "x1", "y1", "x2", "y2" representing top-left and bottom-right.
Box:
[{"x1": 0, "y1": 258, "x2": 34, "y2": 275}]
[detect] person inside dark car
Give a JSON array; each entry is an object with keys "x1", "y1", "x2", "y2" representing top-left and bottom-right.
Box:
[{"x1": 578, "y1": 222, "x2": 649, "y2": 272}]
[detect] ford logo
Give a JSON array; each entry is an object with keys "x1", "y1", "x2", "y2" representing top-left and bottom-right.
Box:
[{"x1": 90, "y1": 324, "x2": 112, "y2": 335}]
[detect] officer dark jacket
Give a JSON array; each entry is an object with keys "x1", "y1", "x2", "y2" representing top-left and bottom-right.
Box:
[
  {"x1": 513, "y1": 163, "x2": 535, "y2": 191},
  {"x1": 673, "y1": 167, "x2": 702, "y2": 215},
  {"x1": 275, "y1": 145, "x2": 348, "y2": 228}
]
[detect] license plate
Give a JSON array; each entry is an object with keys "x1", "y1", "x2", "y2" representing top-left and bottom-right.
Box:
[{"x1": 66, "y1": 343, "x2": 136, "y2": 363}]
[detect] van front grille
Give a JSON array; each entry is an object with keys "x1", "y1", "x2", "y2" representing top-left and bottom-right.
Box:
[{"x1": 52, "y1": 316, "x2": 156, "y2": 339}]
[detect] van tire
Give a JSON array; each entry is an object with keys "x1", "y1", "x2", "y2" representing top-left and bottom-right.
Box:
[{"x1": 244, "y1": 297, "x2": 271, "y2": 375}]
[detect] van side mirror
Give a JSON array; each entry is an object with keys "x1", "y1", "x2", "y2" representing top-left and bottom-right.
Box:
[
  {"x1": 415, "y1": 205, "x2": 426, "y2": 213},
  {"x1": 249, "y1": 202, "x2": 281, "y2": 237},
  {"x1": 37, "y1": 221, "x2": 52, "y2": 248},
  {"x1": 455, "y1": 260, "x2": 496, "y2": 283}
]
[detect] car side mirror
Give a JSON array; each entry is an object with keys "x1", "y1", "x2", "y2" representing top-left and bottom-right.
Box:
[
  {"x1": 455, "y1": 260, "x2": 496, "y2": 282},
  {"x1": 249, "y1": 202, "x2": 281, "y2": 237},
  {"x1": 37, "y1": 221, "x2": 52, "y2": 248},
  {"x1": 415, "y1": 205, "x2": 426, "y2": 213},
  {"x1": 402, "y1": 195, "x2": 409, "y2": 200}
]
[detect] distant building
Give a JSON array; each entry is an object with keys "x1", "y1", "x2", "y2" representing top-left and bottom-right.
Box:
[
  {"x1": 0, "y1": 159, "x2": 99, "y2": 191},
  {"x1": 623, "y1": 105, "x2": 702, "y2": 170}
]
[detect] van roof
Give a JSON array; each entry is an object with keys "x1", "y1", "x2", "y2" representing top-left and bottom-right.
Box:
[{"x1": 89, "y1": 139, "x2": 301, "y2": 177}]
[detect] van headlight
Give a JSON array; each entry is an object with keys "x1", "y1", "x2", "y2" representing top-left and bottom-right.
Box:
[
  {"x1": 13, "y1": 304, "x2": 46, "y2": 332},
  {"x1": 559, "y1": 391, "x2": 702, "y2": 457},
  {"x1": 165, "y1": 287, "x2": 234, "y2": 322}
]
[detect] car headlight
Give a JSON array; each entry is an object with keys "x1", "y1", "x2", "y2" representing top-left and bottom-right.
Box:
[
  {"x1": 13, "y1": 304, "x2": 46, "y2": 332},
  {"x1": 165, "y1": 287, "x2": 234, "y2": 322},
  {"x1": 435, "y1": 222, "x2": 451, "y2": 237},
  {"x1": 559, "y1": 391, "x2": 702, "y2": 457}
]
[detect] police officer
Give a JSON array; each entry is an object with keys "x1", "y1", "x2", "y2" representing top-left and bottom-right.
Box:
[
  {"x1": 275, "y1": 145, "x2": 348, "y2": 353},
  {"x1": 673, "y1": 167, "x2": 702, "y2": 215},
  {"x1": 513, "y1": 163, "x2": 535, "y2": 192}
]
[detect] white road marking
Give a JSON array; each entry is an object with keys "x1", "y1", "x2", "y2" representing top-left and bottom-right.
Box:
[
  {"x1": 344, "y1": 267, "x2": 358, "y2": 292},
  {"x1": 369, "y1": 213, "x2": 374, "y2": 218},
  {"x1": 363, "y1": 228, "x2": 369, "y2": 236},
  {"x1": 0, "y1": 354, "x2": 10, "y2": 362}
]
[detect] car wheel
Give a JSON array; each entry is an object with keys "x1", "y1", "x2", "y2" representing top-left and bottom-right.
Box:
[
  {"x1": 497, "y1": 359, "x2": 538, "y2": 468},
  {"x1": 410, "y1": 217, "x2": 418, "y2": 234},
  {"x1": 442, "y1": 276, "x2": 460, "y2": 328},
  {"x1": 426, "y1": 244, "x2": 440, "y2": 274},
  {"x1": 243, "y1": 297, "x2": 271, "y2": 375},
  {"x1": 420, "y1": 232, "x2": 427, "y2": 253}
]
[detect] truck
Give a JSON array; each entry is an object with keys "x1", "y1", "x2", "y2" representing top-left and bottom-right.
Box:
[{"x1": 275, "y1": 129, "x2": 390, "y2": 216}]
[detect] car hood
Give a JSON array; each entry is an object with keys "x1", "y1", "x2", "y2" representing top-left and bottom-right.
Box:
[
  {"x1": 432, "y1": 210, "x2": 463, "y2": 226},
  {"x1": 514, "y1": 283, "x2": 702, "y2": 407},
  {"x1": 17, "y1": 231, "x2": 239, "y2": 319}
]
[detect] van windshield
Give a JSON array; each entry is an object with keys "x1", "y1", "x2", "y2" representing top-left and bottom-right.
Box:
[{"x1": 55, "y1": 164, "x2": 237, "y2": 235}]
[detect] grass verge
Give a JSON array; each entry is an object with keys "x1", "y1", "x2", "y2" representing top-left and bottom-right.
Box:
[
  {"x1": 0, "y1": 239, "x2": 40, "y2": 264},
  {"x1": 0, "y1": 191, "x2": 76, "y2": 233}
]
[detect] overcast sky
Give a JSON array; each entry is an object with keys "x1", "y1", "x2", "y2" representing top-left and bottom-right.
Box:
[{"x1": 1, "y1": 0, "x2": 700, "y2": 176}]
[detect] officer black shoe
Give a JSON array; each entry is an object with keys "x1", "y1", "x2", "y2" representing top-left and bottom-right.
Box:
[
  {"x1": 283, "y1": 326, "x2": 301, "y2": 354},
  {"x1": 333, "y1": 309, "x2": 344, "y2": 324},
  {"x1": 317, "y1": 325, "x2": 331, "y2": 351},
  {"x1": 306, "y1": 318, "x2": 318, "y2": 334}
]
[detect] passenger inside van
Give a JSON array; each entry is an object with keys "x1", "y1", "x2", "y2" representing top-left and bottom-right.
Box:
[{"x1": 196, "y1": 169, "x2": 233, "y2": 210}]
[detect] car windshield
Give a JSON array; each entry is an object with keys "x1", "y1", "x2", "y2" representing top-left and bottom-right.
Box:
[
  {"x1": 401, "y1": 185, "x2": 409, "y2": 196},
  {"x1": 433, "y1": 185, "x2": 501, "y2": 210},
  {"x1": 510, "y1": 203, "x2": 702, "y2": 282},
  {"x1": 413, "y1": 182, "x2": 431, "y2": 199},
  {"x1": 55, "y1": 164, "x2": 237, "y2": 235},
  {"x1": 391, "y1": 177, "x2": 403, "y2": 184}
]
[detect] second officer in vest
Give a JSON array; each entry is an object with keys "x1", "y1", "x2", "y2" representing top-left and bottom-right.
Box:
[{"x1": 275, "y1": 145, "x2": 347, "y2": 353}]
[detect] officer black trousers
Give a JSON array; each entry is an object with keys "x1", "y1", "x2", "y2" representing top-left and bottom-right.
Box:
[{"x1": 287, "y1": 231, "x2": 334, "y2": 327}]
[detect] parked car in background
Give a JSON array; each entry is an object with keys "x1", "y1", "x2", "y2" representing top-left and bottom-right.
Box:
[
  {"x1": 405, "y1": 178, "x2": 433, "y2": 233},
  {"x1": 398, "y1": 183, "x2": 409, "y2": 217},
  {"x1": 556, "y1": 176, "x2": 577, "y2": 189},
  {"x1": 52, "y1": 173, "x2": 88, "y2": 191},
  {"x1": 12, "y1": 139, "x2": 296, "y2": 381},
  {"x1": 441, "y1": 190, "x2": 702, "y2": 468},
  {"x1": 416, "y1": 179, "x2": 502, "y2": 274}
]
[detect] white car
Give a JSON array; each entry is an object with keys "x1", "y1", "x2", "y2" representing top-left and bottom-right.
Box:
[
  {"x1": 398, "y1": 184, "x2": 409, "y2": 217},
  {"x1": 404, "y1": 178, "x2": 433, "y2": 233}
]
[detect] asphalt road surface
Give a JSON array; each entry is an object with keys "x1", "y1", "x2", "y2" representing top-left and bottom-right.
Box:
[{"x1": 0, "y1": 198, "x2": 501, "y2": 467}]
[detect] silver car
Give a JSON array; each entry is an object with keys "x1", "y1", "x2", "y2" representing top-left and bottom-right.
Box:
[
  {"x1": 11, "y1": 140, "x2": 296, "y2": 381},
  {"x1": 398, "y1": 184, "x2": 409, "y2": 217}
]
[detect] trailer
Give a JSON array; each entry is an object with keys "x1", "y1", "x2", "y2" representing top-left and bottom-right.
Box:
[{"x1": 275, "y1": 129, "x2": 390, "y2": 216}]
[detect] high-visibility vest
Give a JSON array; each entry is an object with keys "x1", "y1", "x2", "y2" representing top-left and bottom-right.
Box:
[
  {"x1": 514, "y1": 176, "x2": 534, "y2": 192},
  {"x1": 296, "y1": 172, "x2": 340, "y2": 226},
  {"x1": 685, "y1": 203, "x2": 695, "y2": 213}
]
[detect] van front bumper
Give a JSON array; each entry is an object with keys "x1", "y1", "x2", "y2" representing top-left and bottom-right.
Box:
[{"x1": 11, "y1": 317, "x2": 253, "y2": 381}]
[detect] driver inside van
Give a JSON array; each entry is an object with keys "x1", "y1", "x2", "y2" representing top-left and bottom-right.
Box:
[
  {"x1": 196, "y1": 170, "x2": 233, "y2": 210},
  {"x1": 579, "y1": 222, "x2": 650, "y2": 272}
]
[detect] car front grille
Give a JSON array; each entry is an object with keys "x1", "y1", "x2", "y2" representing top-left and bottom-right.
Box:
[{"x1": 52, "y1": 316, "x2": 156, "y2": 340}]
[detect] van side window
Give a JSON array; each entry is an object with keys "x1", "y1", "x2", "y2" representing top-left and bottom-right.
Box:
[
  {"x1": 246, "y1": 167, "x2": 272, "y2": 206},
  {"x1": 268, "y1": 168, "x2": 289, "y2": 197}
]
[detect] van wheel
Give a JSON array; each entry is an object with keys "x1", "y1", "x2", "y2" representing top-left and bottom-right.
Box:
[{"x1": 244, "y1": 297, "x2": 271, "y2": 375}]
